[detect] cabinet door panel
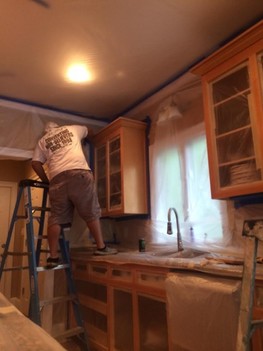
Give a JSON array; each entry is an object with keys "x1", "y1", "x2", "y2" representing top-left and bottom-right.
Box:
[
  {"x1": 97, "y1": 179, "x2": 107, "y2": 209},
  {"x1": 93, "y1": 117, "x2": 148, "y2": 215},
  {"x1": 208, "y1": 62, "x2": 263, "y2": 195},
  {"x1": 212, "y1": 65, "x2": 249, "y2": 103},
  {"x1": 138, "y1": 295, "x2": 168, "y2": 351},
  {"x1": 96, "y1": 145, "x2": 107, "y2": 210},
  {"x1": 109, "y1": 137, "x2": 122, "y2": 210},
  {"x1": 109, "y1": 138, "x2": 121, "y2": 174},
  {"x1": 113, "y1": 289, "x2": 134, "y2": 351},
  {"x1": 192, "y1": 22, "x2": 263, "y2": 198},
  {"x1": 214, "y1": 93, "x2": 250, "y2": 135},
  {"x1": 216, "y1": 128, "x2": 255, "y2": 165},
  {"x1": 259, "y1": 52, "x2": 263, "y2": 91}
]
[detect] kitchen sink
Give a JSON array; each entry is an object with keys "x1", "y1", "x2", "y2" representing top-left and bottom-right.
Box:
[{"x1": 151, "y1": 248, "x2": 208, "y2": 259}]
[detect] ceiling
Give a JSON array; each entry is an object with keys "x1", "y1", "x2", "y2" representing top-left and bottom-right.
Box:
[{"x1": 0, "y1": 0, "x2": 262, "y2": 121}]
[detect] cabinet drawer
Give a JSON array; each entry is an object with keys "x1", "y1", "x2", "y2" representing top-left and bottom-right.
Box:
[
  {"x1": 136, "y1": 271, "x2": 166, "y2": 291},
  {"x1": 72, "y1": 261, "x2": 89, "y2": 280},
  {"x1": 110, "y1": 267, "x2": 133, "y2": 283},
  {"x1": 75, "y1": 280, "x2": 107, "y2": 303},
  {"x1": 89, "y1": 263, "x2": 109, "y2": 279}
]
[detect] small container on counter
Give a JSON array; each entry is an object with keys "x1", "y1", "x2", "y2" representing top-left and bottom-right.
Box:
[{"x1": 139, "y1": 238, "x2": 146, "y2": 252}]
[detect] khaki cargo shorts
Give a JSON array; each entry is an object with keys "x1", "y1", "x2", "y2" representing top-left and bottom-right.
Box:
[{"x1": 48, "y1": 169, "x2": 101, "y2": 226}]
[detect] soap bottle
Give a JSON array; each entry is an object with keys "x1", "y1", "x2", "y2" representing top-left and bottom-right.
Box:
[{"x1": 190, "y1": 227, "x2": 194, "y2": 243}]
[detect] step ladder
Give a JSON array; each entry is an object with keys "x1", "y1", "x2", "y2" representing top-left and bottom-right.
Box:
[
  {"x1": 236, "y1": 219, "x2": 263, "y2": 351},
  {"x1": 0, "y1": 179, "x2": 89, "y2": 350}
]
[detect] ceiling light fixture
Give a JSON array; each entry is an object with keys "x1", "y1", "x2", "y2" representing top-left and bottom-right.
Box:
[{"x1": 66, "y1": 63, "x2": 92, "y2": 83}]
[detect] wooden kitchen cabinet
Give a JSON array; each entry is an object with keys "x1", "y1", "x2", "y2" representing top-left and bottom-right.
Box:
[
  {"x1": 92, "y1": 117, "x2": 148, "y2": 217},
  {"x1": 71, "y1": 259, "x2": 169, "y2": 351},
  {"x1": 71, "y1": 254, "x2": 263, "y2": 351},
  {"x1": 112, "y1": 288, "x2": 134, "y2": 351},
  {"x1": 192, "y1": 20, "x2": 263, "y2": 199},
  {"x1": 138, "y1": 294, "x2": 168, "y2": 351},
  {"x1": 252, "y1": 281, "x2": 263, "y2": 351},
  {"x1": 73, "y1": 262, "x2": 109, "y2": 350}
]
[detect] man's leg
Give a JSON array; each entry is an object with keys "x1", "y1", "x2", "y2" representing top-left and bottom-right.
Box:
[
  {"x1": 86, "y1": 219, "x2": 105, "y2": 249},
  {"x1": 87, "y1": 219, "x2": 117, "y2": 255},
  {"x1": 48, "y1": 223, "x2": 61, "y2": 258}
]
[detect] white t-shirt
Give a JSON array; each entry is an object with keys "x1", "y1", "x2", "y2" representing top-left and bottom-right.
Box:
[{"x1": 32, "y1": 124, "x2": 90, "y2": 180}]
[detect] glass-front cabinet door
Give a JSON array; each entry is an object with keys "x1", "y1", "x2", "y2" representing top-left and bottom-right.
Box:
[
  {"x1": 192, "y1": 21, "x2": 263, "y2": 199},
  {"x1": 210, "y1": 63, "x2": 262, "y2": 190},
  {"x1": 258, "y1": 50, "x2": 263, "y2": 115},
  {"x1": 96, "y1": 144, "x2": 107, "y2": 211},
  {"x1": 95, "y1": 136, "x2": 122, "y2": 214},
  {"x1": 109, "y1": 136, "x2": 121, "y2": 210},
  {"x1": 93, "y1": 117, "x2": 148, "y2": 216}
]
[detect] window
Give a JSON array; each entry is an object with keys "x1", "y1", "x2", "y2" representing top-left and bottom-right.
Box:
[{"x1": 150, "y1": 118, "x2": 228, "y2": 247}]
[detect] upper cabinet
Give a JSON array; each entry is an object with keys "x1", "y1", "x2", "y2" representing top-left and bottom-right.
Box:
[
  {"x1": 92, "y1": 117, "x2": 148, "y2": 217},
  {"x1": 192, "y1": 20, "x2": 263, "y2": 199}
]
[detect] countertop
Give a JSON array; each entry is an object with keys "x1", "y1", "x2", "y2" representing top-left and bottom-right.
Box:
[
  {"x1": 0, "y1": 292, "x2": 66, "y2": 351},
  {"x1": 70, "y1": 246, "x2": 263, "y2": 280}
]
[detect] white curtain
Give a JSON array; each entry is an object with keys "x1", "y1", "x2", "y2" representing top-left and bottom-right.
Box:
[{"x1": 149, "y1": 115, "x2": 231, "y2": 249}]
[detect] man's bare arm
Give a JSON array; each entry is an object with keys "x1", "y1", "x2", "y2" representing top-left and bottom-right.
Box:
[{"x1": 31, "y1": 161, "x2": 49, "y2": 183}]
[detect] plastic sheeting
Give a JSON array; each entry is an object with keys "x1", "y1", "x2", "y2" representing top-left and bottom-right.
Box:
[
  {"x1": 149, "y1": 99, "x2": 231, "y2": 250},
  {"x1": 212, "y1": 65, "x2": 261, "y2": 188},
  {"x1": 0, "y1": 99, "x2": 107, "y2": 160},
  {"x1": 165, "y1": 272, "x2": 241, "y2": 351}
]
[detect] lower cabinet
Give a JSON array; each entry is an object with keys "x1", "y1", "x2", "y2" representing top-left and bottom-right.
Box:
[
  {"x1": 71, "y1": 259, "x2": 169, "y2": 351},
  {"x1": 137, "y1": 294, "x2": 168, "y2": 351},
  {"x1": 253, "y1": 282, "x2": 263, "y2": 351},
  {"x1": 72, "y1": 258, "x2": 263, "y2": 351},
  {"x1": 112, "y1": 288, "x2": 133, "y2": 351},
  {"x1": 74, "y1": 279, "x2": 108, "y2": 349}
]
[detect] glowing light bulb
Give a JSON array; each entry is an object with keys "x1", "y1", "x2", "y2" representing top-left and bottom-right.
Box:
[{"x1": 66, "y1": 63, "x2": 92, "y2": 83}]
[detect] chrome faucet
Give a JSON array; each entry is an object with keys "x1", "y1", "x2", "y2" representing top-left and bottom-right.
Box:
[{"x1": 167, "y1": 207, "x2": 184, "y2": 252}]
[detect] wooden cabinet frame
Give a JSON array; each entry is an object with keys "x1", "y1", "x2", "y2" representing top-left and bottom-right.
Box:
[
  {"x1": 192, "y1": 20, "x2": 263, "y2": 198},
  {"x1": 92, "y1": 117, "x2": 148, "y2": 216},
  {"x1": 72, "y1": 259, "x2": 169, "y2": 351}
]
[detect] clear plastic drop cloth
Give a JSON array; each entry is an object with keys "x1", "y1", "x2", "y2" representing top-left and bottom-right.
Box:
[
  {"x1": 211, "y1": 64, "x2": 262, "y2": 188},
  {"x1": 165, "y1": 272, "x2": 241, "y2": 351},
  {"x1": 149, "y1": 104, "x2": 232, "y2": 251},
  {"x1": 0, "y1": 99, "x2": 106, "y2": 160}
]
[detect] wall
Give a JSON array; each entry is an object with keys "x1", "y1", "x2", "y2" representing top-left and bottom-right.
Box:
[
  {"x1": 0, "y1": 161, "x2": 27, "y2": 302},
  {"x1": 0, "y1": 160, "x2": 27, "y2": 182}
]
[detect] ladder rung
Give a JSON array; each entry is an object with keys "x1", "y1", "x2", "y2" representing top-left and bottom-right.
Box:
[
  {"x1": 40, "y1": 294, "x2": 76, "y2": 307},
  {"x1": 32, "y1": 206, "x2": 50, "y2": 212},
  {"x1": 2, "y1": 251, "x2": 29, "y2": 256},
  {"x1": 39, "y1": 249, "x2": 62, "y2": 253},
  {"x1": 16, "y1": 215, "x2": 27, "y2": 219},
  {"x1": 37, "y1": 263, "x2": 70, "y2": 272},
  {"x1": 53, "y1": 326, "x2": 85, "y2": 341},
  {"x1": 39, "y1": 249, "x2": 50, "y2": 254},
  {"x1": 2, "y1": 266, "x2": 29, "y2": 272}
]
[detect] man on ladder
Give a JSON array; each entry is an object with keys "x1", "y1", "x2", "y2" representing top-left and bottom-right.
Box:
[{"x1": 31, "y1": 121, "x2": 117, "y2": 268}]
